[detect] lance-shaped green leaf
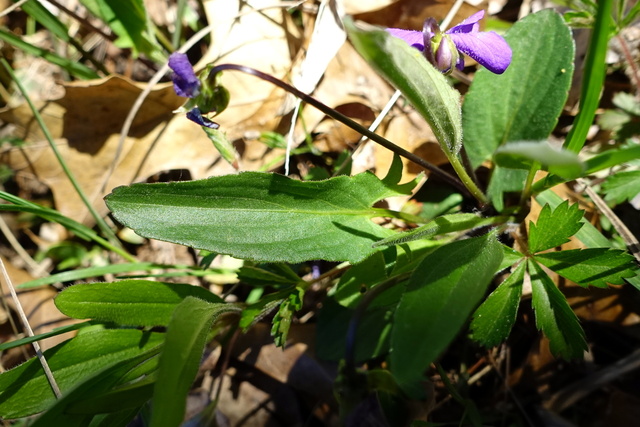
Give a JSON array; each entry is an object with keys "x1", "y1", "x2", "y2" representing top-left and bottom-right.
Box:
[
  {"x1": 345, "y1": 18, "x2": 462, "y2": 157},
  {"x1": 106, "y1": 167, "x2": 417, "y2": 264},
  {"x1": 534, "y1": 248, "x2": 638, "y2": 288},
  {"x1": 471, "y1": 262, "x2": 525, "y2": 347},
  {"x1": 494, "y1": 140, "x2": 585, "y2": 180},
  {"x1": 391, "y1": 233, "x2": 503, "y2": 391},
  {"x1": 0, "y1": 329, "x2": 163, "y2": 418},
  {"x1": 373, "y1": 213, "x2": 499, "y2": 247},
  {"x1": 529, "y1": 201, "x2": 584, "y2": 253},
  {"x1": 55, "y1": 280, "x2": 223, "y2": 326},
  {"x1": 151, "y1": 297, "x2": 240, "y2": 427},
  {"x1": 529, "y1": 260, "x2": 587, "y2": 359}
]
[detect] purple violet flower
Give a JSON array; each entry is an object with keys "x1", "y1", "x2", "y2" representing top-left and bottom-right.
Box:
[
  {"x1": 387, "y1": 10, "x2": 512, "y2": 74},
  {"x1": 168, "y1": 52, "x2": 219, "y2": 129}
]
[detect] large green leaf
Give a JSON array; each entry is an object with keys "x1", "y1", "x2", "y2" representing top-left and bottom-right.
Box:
[
  {"x1": 151, "y1": 297, "x2": 240, "y2": 427},
  {"x1": 528, "y1": 260, "x2": 587, "y2": 359},
  {"x1": 345, "y1": 19, "x2": 462, "y2": 157},
  {"x1": 534, "y1": 248, "x2": 638, "y2": 288},
  {"x1": 390, "y1": 233, "x2": 503, "y2": 391},
  {"x1": 55, "y1": 280, "x2": 223, "y2": 326},
  {"x1": 471, "y1": 262, "x2": 525, "y2": 347},
  {"x1": 0, "y1": 329, "x2": 163, "y2": 418},
  {"x1": 462, "y1": 10, "x2": 574, "y2": 209},
  {"x1": 463, "y1": 10, "x2": 575, "y2": 166},
  {"x1": 106, "y1": 170, "x2": 416, "y2": 264}
]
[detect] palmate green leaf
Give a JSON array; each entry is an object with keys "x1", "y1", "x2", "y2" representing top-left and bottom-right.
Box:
[
  {"x1": 55, "y1": 280, "x2": 223, "y2": 327},
  {"x1": 345, "y1": 19, "x2": 462, "y2": 157},
  {"x1": 494, "y1": 141, "x2": 585, "y2": 179},
  {"x1": 471, "y1": 262, "x2": 525, "y2": 347},
  {"x1": 462, "y1": 10, "x2": 574, "y2": 210},
  {"x1": 372, "y1": 213, "x2": 498, "y2": 248},
  {"x1": 528, "y1": 260, "x2": 587, "y2": 359},
  {"x1": 535, "y1": 190, "x2": 610, "y2": 248},
  {"x1": 151, "y1": 297, "x2": 240, "y2": 427},
  {"x1": 529, "y1": 201, "x2": 584, "y2": 253},
  {"x1": 0, "y1": 329, "x2": 163, "y2": 418},
  {"x1": 390, "y1": 233, "x2": 503, "y2": 391},
  {"x1": 601, "y1": 171, "x2": 640, "y2": 205},
  {"x1": 535, "y1": 248, "x2": 638, "y2": 288},
  {"x1": 106, "y1": 165, "x2": 417, "y2": 264}
]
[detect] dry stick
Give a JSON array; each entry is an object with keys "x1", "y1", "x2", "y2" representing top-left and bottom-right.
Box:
[
  {"x1": 578, "y1": 178, "x2": 640, "y2": 262},
  {"x1": 0, "y1": 0, "x2": 30, "y2": 18},
  {"x1": 0, "y1": 257, "x2": 62, "y2": 398},
  {"x1": 208, "y1": 64, "x2": 469, "y2": 195},
  {"x1": 615, "y1": 33, "x2": 640, "y2": 96}
]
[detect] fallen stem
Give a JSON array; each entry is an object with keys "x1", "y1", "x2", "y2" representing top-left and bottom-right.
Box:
[
  {"x1": 207, "y1": 64, "x2": 472, "y2": 198},
  {"x1": 0, "y1": 257, "x2": 62, "y2": 398}
]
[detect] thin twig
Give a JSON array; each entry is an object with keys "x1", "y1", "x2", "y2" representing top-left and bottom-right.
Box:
[
  {"x1": 0, "y1": 257, "x2": 61, "y2": 398},
  {"x1": 577, "y1": 178, "x2": 640, "y2": 262},
  {"x1": 0, "y1": 0, "x2": 30, "y2": 19},
  {"x1": 208, "y1": 64, "x2": 469, "y2": 195}
]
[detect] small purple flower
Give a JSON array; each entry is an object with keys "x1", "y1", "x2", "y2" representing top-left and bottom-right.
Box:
[
  {"x1": 169, "y1": 52, "x2": 201, "y2": 98},
  {"x1": 168, "y1": 52, "x2": 219, "y2": 129},
  {"x1": 387, "y1": 10, "x2": 512, "y2": 74}
]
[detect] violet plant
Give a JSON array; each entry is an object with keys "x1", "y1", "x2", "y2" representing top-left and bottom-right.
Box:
[{"x1": 1, "y1": 4, "x2": 639, "y2": 426}]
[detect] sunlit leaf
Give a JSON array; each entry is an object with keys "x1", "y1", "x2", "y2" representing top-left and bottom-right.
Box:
[
  {"x1": 106, "y1": 167, "x2": 417, "y2": 264},
  {"x1": 55, "y1": 280, "x2": 223, "y2": 326}
]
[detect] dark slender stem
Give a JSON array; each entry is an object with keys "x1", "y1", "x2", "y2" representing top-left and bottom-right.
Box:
[
  {"x1": 208, "y1": 64, "x2": 470, "y2": 197},
  {"x1": 344, "y1": 274, "x2": 408, "y2": 373}
]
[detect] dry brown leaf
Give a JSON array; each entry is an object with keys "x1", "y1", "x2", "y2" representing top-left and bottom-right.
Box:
[{"x1": 0, "y1": 76, "x2": 237, "y2": 224}]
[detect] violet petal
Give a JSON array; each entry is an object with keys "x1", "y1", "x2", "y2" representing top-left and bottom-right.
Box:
[
  {"x1": 168, "y1": 52, "x2": 201, "y2": 98},
  {"x1": 187, "y1": 108, "x2": 220, "y2": 129},
  {"x1": 447, "y1": 10, "x2": 484, "y2": 34},
  {"x1": 449, "y1": 31, "x2": 512, "y2": 74},
  {"x1": 386, "y1": 28, "x2": 425, "y2": 51}
]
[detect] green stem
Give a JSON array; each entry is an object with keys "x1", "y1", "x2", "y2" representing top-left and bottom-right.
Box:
[
  {"x1": 449, "y1": 155, "x2": 489, "y2": 206},
  {"x1": 563, "y1": 0, "x2": 613, "y2": 153},
  {"x1": 519, "y1": 162, "x2": 540, "y2": 207},
  {"x1": 1, "y1": 58, "x2": 134, "y2": 261}
]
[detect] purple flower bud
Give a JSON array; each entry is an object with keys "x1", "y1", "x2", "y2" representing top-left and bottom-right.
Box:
[
  {"x1": 387, "y1": 10, "x2": 512, "y2": 74},
  {"x1": 168, "y1": 52, "x2": 201, "y2": 98},
  {"x1": 186, "y1": 108, "x2": 220, "y2": 129}
]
